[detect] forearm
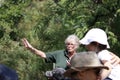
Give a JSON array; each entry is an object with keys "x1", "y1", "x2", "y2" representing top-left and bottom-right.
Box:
[
  {"x1": 29, "y1": 47, "x2": 46, "y2": 58},
  {"x1": 22, "y1": 38, "x2": 46, "y2": 58},
  {"x1": 101, "y1": 69, "x2": 111, "y2": 80},
  {"x1": 101, "y1": 61, "x2": 112, "y2": 80}
]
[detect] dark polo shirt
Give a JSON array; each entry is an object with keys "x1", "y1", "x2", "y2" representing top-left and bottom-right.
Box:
[{"x1": 45, "y1": 50, "x2": 69, "y2": 70}]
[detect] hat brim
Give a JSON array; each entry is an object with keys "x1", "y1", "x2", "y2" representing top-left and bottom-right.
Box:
[
  {"x1": 64, "y1": 66, "x2": 109, "y2": 77},
  {"x1": 79, "y1": 38, "x2": 90, "y2": 45},
  {"x1": 80, "y1": 38, "x2": 110, "y2": 48},
  {"x1": 106, "y1": 41, "x2": 110, "y2": 48}
]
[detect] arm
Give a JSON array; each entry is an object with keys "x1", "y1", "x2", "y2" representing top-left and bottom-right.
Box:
[
  {"x1": 100, "y1": 60, "x2": 112, "y2": 80},
  {"x1": 22, "y1": 38, "x2": 46, "y2": 58},
  {"x1": 110, "y1": 52, "x2": 120, "y2": 65}
]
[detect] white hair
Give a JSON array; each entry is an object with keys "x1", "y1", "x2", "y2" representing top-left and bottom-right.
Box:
[{"x1": 65, "y1": 34, "x2": 80, "y2": 49}]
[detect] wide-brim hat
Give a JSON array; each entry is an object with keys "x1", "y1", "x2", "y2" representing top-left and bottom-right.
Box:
[
  {"x1": 64, "y1": 66, "x2": 108, "y2": 77},
  {"x1": 64, "y1": 51, "x2": 109, "y2": 77},
  {"x1": 79, "y1": 28, "x2": 110, "y2": 48}
]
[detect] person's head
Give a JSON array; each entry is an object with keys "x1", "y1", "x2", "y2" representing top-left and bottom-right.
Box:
[
  {"x1": 79, "y1": 28, "x2": 110, "y2": 52},
  {"x1": 65, "y1": 34, "x2": 80, "y2": 53},
  {"x1": 0, "y1": 64, "x2": 18, "y2": 80},
  {"x1": 64, "y1": 51, "x2": 109, "y2": 80},
  {"x1": 45, "y1": 68, "x2": 66, "y2": 80}
]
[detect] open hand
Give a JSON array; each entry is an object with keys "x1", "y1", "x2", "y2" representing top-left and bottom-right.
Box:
[{"x1": 22, "y1": 38, "x2": 33, "y2": 50}]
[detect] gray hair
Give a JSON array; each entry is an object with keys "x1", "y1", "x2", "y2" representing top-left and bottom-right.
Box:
[{"x1": 65, "y1": 34, "x2": 80, "y2": 49}]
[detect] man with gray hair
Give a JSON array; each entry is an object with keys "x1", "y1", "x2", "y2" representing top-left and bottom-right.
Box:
[{"x1": 22, "y1": 34, "x2": 80, "y2": 69}]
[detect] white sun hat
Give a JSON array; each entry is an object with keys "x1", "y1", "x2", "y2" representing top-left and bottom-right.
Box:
[{"x1": 79, "y1": 28, "x2": 110, "y2": 48}]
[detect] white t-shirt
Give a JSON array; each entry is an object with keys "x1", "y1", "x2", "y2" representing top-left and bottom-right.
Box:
[{"x1": 98, "y1": 50, "x2": 120, "y2": 80}]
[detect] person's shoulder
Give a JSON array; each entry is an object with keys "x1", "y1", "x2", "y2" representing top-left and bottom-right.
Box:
[
  {"x1": 98, "y1": 49, "x2": 112, "y2": 60},
  {"x1": 46, "y1": 49, "x2": 64, "y2": 54},
  {"x1": 99, "y1": 49, "x2": 110, "y2": 54}
]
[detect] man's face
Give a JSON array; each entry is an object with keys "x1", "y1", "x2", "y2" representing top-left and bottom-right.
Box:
[
  {"x1": 65, "y1": 41, "x2": 76, "y2": 53},
  {"x1": 71, "y1": 68, "x2": 101, "y2": 80},
  {"x1": 81, "y1": 69, "x2": 101, "y2": 80}
]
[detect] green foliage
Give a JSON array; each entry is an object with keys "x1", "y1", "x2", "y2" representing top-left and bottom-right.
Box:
[{"x1": 0, "y1": 0, "x2": 120, "y2": 80}]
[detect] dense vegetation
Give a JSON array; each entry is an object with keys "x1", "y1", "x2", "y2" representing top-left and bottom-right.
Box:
[{"x1": 0, "y1": 0, "x2": 120, "y2": 80}]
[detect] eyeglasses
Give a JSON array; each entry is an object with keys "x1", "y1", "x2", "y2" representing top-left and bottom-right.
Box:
[{"x1": 65, "y1": 43, "x2": 75, "y2": 46}]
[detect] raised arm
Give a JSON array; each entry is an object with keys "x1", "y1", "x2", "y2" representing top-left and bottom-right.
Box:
[{"x1": 22, "y1": 38, "x2": 46, "y2": 58}]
